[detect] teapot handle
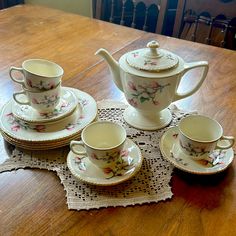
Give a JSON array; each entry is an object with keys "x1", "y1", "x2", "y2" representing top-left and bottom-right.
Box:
[{"x1": 173, "y1": 61, "x2": 209, "y2": 101}]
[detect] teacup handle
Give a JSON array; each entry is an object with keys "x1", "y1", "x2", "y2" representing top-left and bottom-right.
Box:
[
  {"x1": 173, "y1": 61, "x2": 209, "y2": 101},
  {"x1": 216, "y1": 136, "x2": 235, "y2": 150},
  {"x1": 9, "y1": 67, "x2": 25, "y2": 85},
  {"x1": 70, "y1": 140, "x2": 86, "y2": 155},
  {"x1": 13, "y1": 91, "x2": 30, "y2": 105}
]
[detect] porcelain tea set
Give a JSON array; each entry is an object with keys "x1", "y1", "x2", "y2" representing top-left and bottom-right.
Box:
[{"x1": 0, "y1": 41, "x2": 234, "y2": 185}]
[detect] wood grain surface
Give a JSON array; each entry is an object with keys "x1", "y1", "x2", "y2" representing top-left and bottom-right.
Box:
[{"x1": 0, "y1": 4, "x2": 236, "y2": 236}]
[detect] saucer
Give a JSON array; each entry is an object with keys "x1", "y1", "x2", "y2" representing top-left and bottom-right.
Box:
[
  {"x1": 12, "y1": 87, "x2": 78, "y2": 123},
  {"x1": 67, "y1": 138, "x2": 143, "y2": 186},
  {"x1": 0, "y1": 87, "x2": 97, "y2": 147},
  {"x1": 160, "y1": 127, "x2": 234, "y2": 175}
]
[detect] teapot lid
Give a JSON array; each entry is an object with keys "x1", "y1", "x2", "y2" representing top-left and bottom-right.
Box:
[{"x1": 126, "y1": 41, "x2": 179, "y2": 72}]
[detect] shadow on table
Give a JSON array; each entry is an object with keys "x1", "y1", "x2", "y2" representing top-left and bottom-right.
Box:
[{"x1": 171, "y1": 165, "x2": 235, "y2": 209}]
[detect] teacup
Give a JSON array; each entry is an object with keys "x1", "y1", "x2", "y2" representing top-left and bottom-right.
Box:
[
  {"x1": 9, "y1": 59, "x2": 63, "y2": 91},
  {"x1": 13, "y1": 82, "x2": 61, "y2": 114},
  {"x1": 70, "y1": 121, "x2": 127, "y2": 169},
  {"x1": 178, "y1": 115, "x2": 235, "y2": 160}
]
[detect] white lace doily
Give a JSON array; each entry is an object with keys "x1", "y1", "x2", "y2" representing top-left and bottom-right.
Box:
[{"x1": 0, "y1": 100, "x2": 192, "y2": 211}]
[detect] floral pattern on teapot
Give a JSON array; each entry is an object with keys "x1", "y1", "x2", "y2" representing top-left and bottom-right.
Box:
[{"x1": 127, "y1": 81, "x2": 170, "y2": 107}]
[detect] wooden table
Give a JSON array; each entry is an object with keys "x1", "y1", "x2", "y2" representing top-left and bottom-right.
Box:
[{"x1": 0, "y1": 4, "x2": 236, "y2": 236}]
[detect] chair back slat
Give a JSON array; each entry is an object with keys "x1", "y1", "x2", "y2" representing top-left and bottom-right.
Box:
[
  {"x1": 142, "y1": 7, "x2": 149, "y2": 31},
  {"x1": 109, "y1": 0, "x2": 115, "y2": 23},
  {"x1": 120, "y1": 0, "x2": 126, "y2": 25},
  {"x1": 131, "y1": 2, "x2": 137, "y2": 28},
  {"x1": 94, "y1": 0, "x2": 164, "y2": 34}
]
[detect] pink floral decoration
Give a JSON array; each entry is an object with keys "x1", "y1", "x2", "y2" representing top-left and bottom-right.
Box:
[
  {"x1": 39, "y1": 112, "x2": 49, "y2": 116},
  {"x1": 103, "y1": 167, "x2": 113, "y2": 174},
  {"x1": 150, "y1": 81, "x2": 160, "y2": 89},
  {"x1": 34, "y1": 125, "x2": 46, "y2": 132},
  {"x1": 132, "y1": 52, "x2": 139, "y2": 58},
  {"x1": 32, "y1": 98, "x2": 39, "y2": 104},
  {"x1": 91, "y1": 153, "x2": 98, "y2": 160},
  {"x1": 80, "y1": 99, "x2": 88, "y2": 107},
  {"x1": 6, "y1": 112, "x2": 13, "y2": 117},
  {"x1": 11, "y1": 125, "x2": 21, "y2": 132},
  {"x1": 49, "y1": 83, "x2": 55, "y2": 89},
  {"x1": 66, "y1": 124, "x2": 75, "y2": 130},
  {"x1": 27, "y1": 80, "x2": 33, "y2": 88},
  {"x1": 173, "y1": 133, "x2": 178, "y2": 139},
  {"x1": 128, "y1": 81, "x2": 137, "y2": 91},
  {"x1": 75, "y1": 156, "x2": 82, "y2": 163},
  {"x1": 153, "y1": 100, "x2": 159, "y2": 105},
  {"x1": 120, "y1": 149, "x2": 129, "y2": 157},
  {"x1": 61, "y1": 101, "x2": 69, "y2": 108},
  {"x1": 128, "y1": 98, "x2": 138, "y2": 107}
]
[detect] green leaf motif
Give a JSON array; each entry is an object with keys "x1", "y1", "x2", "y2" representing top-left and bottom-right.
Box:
[
  {"x1": 131, "y1": 93, "x2": 138, "y2": 97},
  {"x1": 140, "y1": 97, "x2": 149, "y2": 103}
]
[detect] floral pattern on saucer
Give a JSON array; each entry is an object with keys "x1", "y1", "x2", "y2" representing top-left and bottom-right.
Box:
[
  {"x1": 67, "y1": 138, "x2": 143, "y2": 186},
  {"x1": 5, "y1": 111, "x2": 86, "y2": 133},
  {"x1": 102, "y1": 154, "x2": 134, "y2": 179},
  {"x1": 196, "y1": 150, "x2": 226, "y2": 167},
  {"x1": 65, "y1": 116, "x2": 85, "y2": 131},
  {"x1": 78, "y1": 98, "x2": 89, "y2": 107},
  {"x1": 12, "y1": 88, "x2": 78, "y2": 123},
  {"x1": 5, "y1": 112, "x2": 46, "y2": 132},
  {"x1": 160, "y1": 127, "x2": 234, "y2": 175},
  {"x1": 0, "y1": 87, "x2": 97, "y2": 143},
  {"x1": 74, "y1": 150, "x2": 134, "y2": 179}
]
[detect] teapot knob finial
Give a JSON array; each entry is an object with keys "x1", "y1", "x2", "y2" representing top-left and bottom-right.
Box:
[
  {"x1": 147, "y1": 41, "x2": 159, "y2": 49},
  {"x1": 146, "y1": 41, "x2": 161, "y2": 58}
]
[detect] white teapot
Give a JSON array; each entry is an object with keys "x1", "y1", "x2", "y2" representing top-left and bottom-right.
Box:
[{"x1": 95, "y1": 41, "x2": 208, "y2": 130}]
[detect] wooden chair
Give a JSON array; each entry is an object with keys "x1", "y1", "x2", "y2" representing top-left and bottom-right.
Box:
[
  {"x1": 179, "y1": 11, "x2": 234, "y2": 49},
  {"x1": 172, "y1": 0, "x2": 236, "y2": 49},
  {"x1": 93, "y1": 0, "x2": 168, "y2": 34}
]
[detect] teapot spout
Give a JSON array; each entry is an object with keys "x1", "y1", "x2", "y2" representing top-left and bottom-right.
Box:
[{"x1": 95, "y1": 48, "x2": 123, "y2": 92}]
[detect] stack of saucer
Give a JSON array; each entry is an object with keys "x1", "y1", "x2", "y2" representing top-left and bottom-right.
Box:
[
  {"x1": 1, "y1": 59, "x2": 97, "y2": 150},
  {"x1": 0, "y1": 87, "x2": 97, "y2": 150}
]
